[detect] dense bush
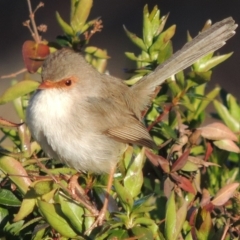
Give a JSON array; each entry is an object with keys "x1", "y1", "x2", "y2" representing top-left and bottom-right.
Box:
[{"x1": 0, "y1": 1, "x2": 239, "y2": 239}]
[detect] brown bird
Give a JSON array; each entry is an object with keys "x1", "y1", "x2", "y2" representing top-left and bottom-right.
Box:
[{"x1": 26, "y1": 17, "x2": 237, "y2": 230}]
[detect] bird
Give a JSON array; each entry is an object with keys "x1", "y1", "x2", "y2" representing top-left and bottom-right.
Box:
[{"x1": 26, "y1": 17, "x2": 237, "y2": 231}]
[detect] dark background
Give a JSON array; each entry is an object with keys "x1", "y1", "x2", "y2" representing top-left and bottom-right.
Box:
[{"x1": 0, "y1": 0, "x2": 239, "y2": 124}]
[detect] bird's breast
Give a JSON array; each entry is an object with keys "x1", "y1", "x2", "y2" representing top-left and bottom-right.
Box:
[{"x1": 26, "y1": 89, "x2": 125, "y2": 173}]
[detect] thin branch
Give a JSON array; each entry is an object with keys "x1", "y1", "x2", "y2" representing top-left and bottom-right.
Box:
[
  {"x1": 1, "y1": 68, "x2": 27, "y2": 79},
  {"x1": 26, "y1": 0, "x2": 41, "y2": 43}
]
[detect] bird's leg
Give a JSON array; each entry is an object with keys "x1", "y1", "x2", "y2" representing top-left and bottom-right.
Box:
[
  {"x1": 67, "y1": 173, "x2": 99, "y2": 216},
  {"x1": 85, "y1": 166, "x2": 115, "y2": 235}
]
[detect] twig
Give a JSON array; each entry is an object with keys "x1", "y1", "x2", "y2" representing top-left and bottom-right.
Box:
[
  {"x1": 147, "y1": 104, "x2": 172, "y2": 131},
  {"x1": 26, "y1": 0, "x2": 41, "y2": 43},
  {"x1": 221, "y1": 220, "x2": 231, "y2": 240},
  {"x1": 1, "y1": 68, "x2": 27, "y2": 79}
]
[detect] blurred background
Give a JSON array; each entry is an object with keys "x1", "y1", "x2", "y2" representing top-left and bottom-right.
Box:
[{"x1": 0, "y1": 0, "x2": 239, "y2": 129}]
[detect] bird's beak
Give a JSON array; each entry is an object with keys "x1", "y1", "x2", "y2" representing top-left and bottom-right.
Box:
[{"x1": 38, "y1": 80, "x2": 55, "y2": 89}]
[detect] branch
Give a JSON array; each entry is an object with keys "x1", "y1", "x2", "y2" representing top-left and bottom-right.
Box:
[
  {"x1": 26, "y1": 0, "x2": 43, "y2": 43},
  {"x1": 1, "y1": 68, "x2": 27, "y2": 79}
]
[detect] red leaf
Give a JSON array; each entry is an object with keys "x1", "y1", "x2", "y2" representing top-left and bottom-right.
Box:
[
  {"x1": 170, "y1": 173, "x2": 196, "y2": 194},
  {"x1": 198, "y1": 122, "x2": 238, "y2": 141},
  {"x1": 211, "y1": 182, "x2": 239, "y2": 206},
  {"x1": 164, "y1": 177, "x2": 174, "y2": 198},
  {"x1": 22, "y1": 40, "x2": 50, "y2": 73},
  {"x1": 145, "y1": 149, "x2": 170, "y2": 173},
  {"x1": 171, "y1": 149, "x2": 190, "y2": 172},
  {"x1": 204, "y1": 141, "x2": 213, "y2": 162},
  {"x1": 0, "y1": 117, "x2": 23, "y2": 128}
]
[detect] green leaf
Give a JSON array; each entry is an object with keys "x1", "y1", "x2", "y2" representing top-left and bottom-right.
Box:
[
  {"x1": 187, "y1": 71, "x2": 212, "y2": 84},
  {"x1": 0, "y1": 206, "x2": 9, "y2": 229},
  {"x1": 4, "y1": 220, "x2": 24, "y2": 235},
  {"x1": 181, "y1": 160, "x2": 199, "y2": 172},
  {"x1": 132, "y1": 226, "x2": 154, "y2": 240},
  {"x1": 160, "y1": 122, "x2": 177, "y2": 139},
  {"x1": 123, "y1": 26, "x2": 147, "y2": 52},
  {"x1": 197, "y1": 52, "x2": 233, "y2": 72},
  {"x1": 165, "y1": 191, "x2": 177, "y2": 240},
  {"x1": 0, "y1": 80, "x2": 39, "y2": 105},
  {"x1": 71, "y1": 0, "x2": 93, "y2": 33},
  {"x1": 0, "y1": 189, "x2": 21, "y2": 206},
  {"x1": 38, "y1": 200, "x2": 77, "y2": 238},
  {"x1": 227, "y1": 94, "x2": 240, "y2": 120},
  {"x1": 196, "y1": 208, "x2": 212, "y2": 240},
  {"x1": 13, "y1": 96, "x2": 25, "y2": 120},
  {"x1": 56, "y1": 11, "x2": 74, "y2": 36},
  {"x1": 107, "y1": 229, "x2": 129, "y2": 239},
  {"x1": 125, "y1": 52, "x2": 151, "y2": 62},
  {"x1": 157, "y1": 41, "x2": 173, "y2": 64},
  {"x1": 213, "y1": 100, "x2": 240, "y2": 132},
  {"x1": 149, "y1": 6, "x2": 160, "y2": 36},
  {"x1": 132, "y1": 195, "x2": 156, "y2": 214},
  {"x1": 114, "y1": 179, "x2": 133, "y2": 211},
  {"x1": 150, "y1": 25, "x2": 176, "y2": 53},
  {"x1": 175, "y1": 200, "x2": 188, "y2": 239},
  {"x1": 124, "y1": 148, "x2": 145, "y2": 198},
  {"x1": 84, "y1": 46, "x2": 109, "y2": 59},
  {"x1": 142, "y1": 5, "x2": 153, "y2": 48},
  {"x1": 194, "y1": 86, "x2": 220, "y2": 119},
  {"x1": 58, "y1": 193, "x2": 84, "y2": 232},
  {"x1": 33, "y1": 179, "x2": 55, "y2": 196},
  {"x1": 13, "y1": 197, "x2": 36, "y2": 222}
]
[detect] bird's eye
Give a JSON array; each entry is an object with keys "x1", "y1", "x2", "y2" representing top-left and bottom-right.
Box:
[{"x1": 65, "y1": 79, "x2": 72, "y2": 86}]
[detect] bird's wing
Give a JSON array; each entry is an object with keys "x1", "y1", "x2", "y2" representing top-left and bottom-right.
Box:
[{"x1": 86, "y1": 97, "x2": 156, "y2": 149}]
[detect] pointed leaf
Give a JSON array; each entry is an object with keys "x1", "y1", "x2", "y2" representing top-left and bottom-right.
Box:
[
  {"x1": 175, "y1": 200, "x2": 188, "y2": 239},
  {"x1": 227, "y1": 94, "x2": 240, "y2": 120},
  {"x1": 0, "y1": 156, "x2": 31, "y2": 194},
  {"x1": 142, "y1": 5, "x2": 153, "y2": 48},
  {"x1": 213, "y1": 100, "x2": 240, "y2": 132},
  {"x1": 197, "y1": 52, "x2": 233, "y2": 72},
  {"x1": 213, "y1": 139, "x2": 240, "y2": 153},
  {"x1": 124, "y1": 148, "x2": 144, "y2": 198},
  {"x1": 71, "y1": 0, "x2": 93, "y2": 33},
  {"x1": 196, "y1": 208, "x2": 212, "y2": 240},
  {"x1": 194, "y1": 87, "x2": 220, "y2": 119},
  {"x1": 171, "y1": 149, "x2": 190, "y2": 172},
  {"x1": 132, "y1": 226, "x2": 154, "y2": 240},
  {"x1": 13, "y1": 198, "x2": 36, "y2": 222},
  {"x1": 0, "y1": 189, "x2": 21, "y2": 206},
  {"x1": 56, "y1": 11, "x2": 74, "y2": 36},
  {"x1": 149, "y1": 6, "x2": 160, "y2": 36},
  {"x1": 211, "y1": 182, "x2": 239, "y2": 206},
  {"x1": 164, "y1": 177, "x2": 175, "y2": 198},
  {"x1": 145, "y1": 149, "x2": 170, "y2": 173},
  {"x1": 123, "y1": 25, "x2": 147, "y2": 52},
  {"x1": 165, "y1": 191, "x2": 177, "y2": 240},
  {"x1": 171, "y1": 173, "x2": 196, "y2": 194},
  {"x1": 0, "y1": 117, "x2": 22, "y2": 128},
  {"x1": 38, "y1": 200, "x2": 77, "y2": 238},
  {"x1": 58, "y1": 193, "x2": 84, "y2": 232},
  {"x1": 150, "y1": 25, "x2": 176, "y2": 53},
  {"x1": 0, "y1": 80, "x2": 39, "y2": 104},
  {"x1": 198, "y1": 122, "x2": 238, "y2": 141},
  {"x1": 114, "y1": 179, "x2": 133, "y2": 210}
]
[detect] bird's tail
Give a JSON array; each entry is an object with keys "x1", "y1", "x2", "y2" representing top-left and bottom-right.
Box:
[{"x1": 131, "y1": 17, "x2": 237, "y2": 112}]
